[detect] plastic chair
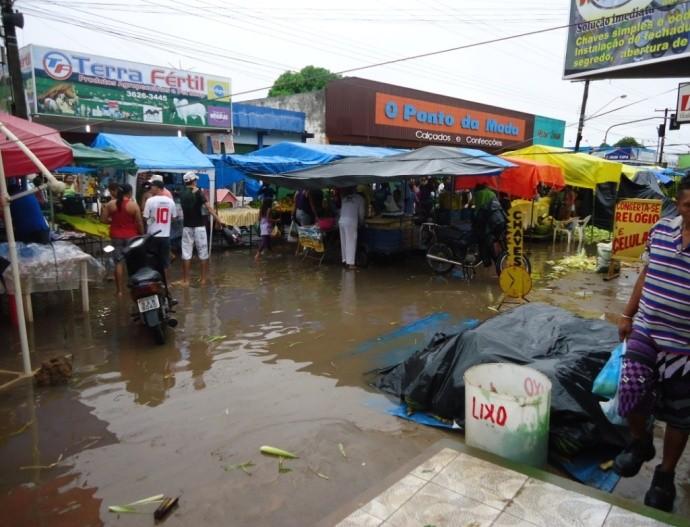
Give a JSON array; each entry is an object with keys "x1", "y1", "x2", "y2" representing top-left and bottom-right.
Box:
[
  {"x1": 552, "y1": 217, "x2": 577, "y2": 251},
  {"x1": 573, "y1": 215, "x2": 592, "y2": 253}
]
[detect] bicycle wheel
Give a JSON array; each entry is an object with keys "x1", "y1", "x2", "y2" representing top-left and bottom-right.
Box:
[{"x1": 427, "y1": 243, "x2": 455, "y2": 274}]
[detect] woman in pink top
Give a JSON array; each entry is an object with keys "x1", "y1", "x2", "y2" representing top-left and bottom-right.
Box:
[{"x1": 102, "y1": 184, "x2": 144, "y2": 295}]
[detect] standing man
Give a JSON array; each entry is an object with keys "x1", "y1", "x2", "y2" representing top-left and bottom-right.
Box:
[
  {"x1": 179, "y1": 172, "x2": 223, "y2": 286},
  {"x1": 338, "y1": 187, "x2": 365, "y2": 270},
  {"x1": 615, "y1": 176, "x2": 690, "y2": 512},
  {"x1": 143, "y1": 180, "x2": 178, "y2": 283}
]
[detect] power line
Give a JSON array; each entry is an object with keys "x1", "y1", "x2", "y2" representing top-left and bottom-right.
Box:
[{"x1": 17, "y1": 0, "x2": 690, "y2": 130}]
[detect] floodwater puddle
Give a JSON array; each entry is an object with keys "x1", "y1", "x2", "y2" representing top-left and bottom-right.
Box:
[{"x1": 1, "y1": 245, "x2": 635, "y2": 525}]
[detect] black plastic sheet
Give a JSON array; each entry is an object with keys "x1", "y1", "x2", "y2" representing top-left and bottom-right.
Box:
[{"x1": 374, "y1": 303, "x2": 628, "y2": 456}]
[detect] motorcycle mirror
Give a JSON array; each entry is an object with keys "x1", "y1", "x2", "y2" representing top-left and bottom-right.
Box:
[{"x1": 103, "y1": 245, "x2": 115, "y2": 254}]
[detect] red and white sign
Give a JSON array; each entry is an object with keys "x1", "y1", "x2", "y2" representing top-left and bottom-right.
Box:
[{"x1": 677, "y1": 82, "x2": 690, "y2": 124}]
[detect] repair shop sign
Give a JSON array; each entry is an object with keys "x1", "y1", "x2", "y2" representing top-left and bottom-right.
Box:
[{"x1": 612, "y1": 198, "x2": 662, "y2": 261}]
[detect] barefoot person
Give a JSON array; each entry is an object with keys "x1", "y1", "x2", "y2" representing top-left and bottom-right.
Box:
[
  {"x1": 255, "y1": 200, "x2": 275, "y2": 262},
  {"x1": 179, "y1": 172, "x2": 223, "y2": 285},
  {"x1": 338, "y1": 187, "x2": 365, "y2": 270},
  {"x1": 615, "y1": 175, "x2": 690, "y2": 512},
  {"x1": 101, "y1": 184, "x2": 143, "y2": 296}
]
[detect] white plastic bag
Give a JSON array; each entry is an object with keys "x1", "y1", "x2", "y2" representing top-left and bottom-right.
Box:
[{"x1": 287, "y1": 220, "x2": 298, "y2": 243}]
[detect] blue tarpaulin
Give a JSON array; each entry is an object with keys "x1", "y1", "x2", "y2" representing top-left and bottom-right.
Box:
[
  {"x1": 250, "y1": 142, "x2": 403, "y2": 164},
  {"x1": 208, "y1": 142, "x2": 403, "y2": 195},
  {"x1": 232, "y1": 103, "x2": 305, "y2": 133},
  {"x1": 255, "y1": 145, "x2": 514, "y2": 189},
  {"x1": 92, "y1": 133, "x2": 213, "y2": 171},
  {"x1": 207, "y1": 154, "x2": 265, "y2": 196}
]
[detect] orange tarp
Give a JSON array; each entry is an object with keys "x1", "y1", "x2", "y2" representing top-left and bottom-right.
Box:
[{"x1": 453, "y1": 156, "x2": 565, "y2": 199}]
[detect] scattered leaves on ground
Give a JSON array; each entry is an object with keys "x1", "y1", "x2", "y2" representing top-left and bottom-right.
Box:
[
  {"x1": 224, "y1": 461, "x2": 255, "y2": 475},
  {"x1": 108, "y1": 494, "x2": 165, "y2": 514},
  {"x1": 338, "y1": 443, "x2": 347, "y2": 459},
  {"x1": 260, "y1": 445, "x2": 299, "y2": 459}
]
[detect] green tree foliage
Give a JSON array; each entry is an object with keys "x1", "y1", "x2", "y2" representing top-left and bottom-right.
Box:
[
  {"x1": 268, "y1": 66, "x2": 341, "y2": 97},
  {"x1": 613, "y1": 136, "x2": 643, "y2": 148}
]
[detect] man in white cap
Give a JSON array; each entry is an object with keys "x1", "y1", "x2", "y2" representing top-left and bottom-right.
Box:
[
  {"x1": 150, "y1": 174, "x2": 173, "y2": 199},
  {"x1": 140, "y1": 174, "x2": 172, "y2": 210},
  {"x1": 179, "y1": 171, "x2": 224, "y2": 285}
]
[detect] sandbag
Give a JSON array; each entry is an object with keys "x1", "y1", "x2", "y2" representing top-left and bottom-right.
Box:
[{"x1": 375, "y1": 303, "x2": 628, "y2": 456}]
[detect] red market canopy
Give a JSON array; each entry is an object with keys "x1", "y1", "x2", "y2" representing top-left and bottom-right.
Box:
[
  {"x1": 0, "y1": 112, "x2": 73, "y2": 177},
  {"x1": 454, "y1": 156, "x2": 565, "y2": 199}
]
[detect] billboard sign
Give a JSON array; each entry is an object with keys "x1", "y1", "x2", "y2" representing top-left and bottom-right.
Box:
[
  {"x1": 677, "y1": 82, "x2": 690, "y2": 123},
  {"x1": 22, "y1": 45, "x2": 232, "y2": 129},
  {"x1": 563, "y1": 0, "x2": 690, "y2": 80}
]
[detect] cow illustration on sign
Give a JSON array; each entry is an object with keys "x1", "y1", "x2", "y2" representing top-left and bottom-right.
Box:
[
  {"x1": 173, "y1": 98, "x2": 207, "y2": 125},
  {"x1": 39, "y1": 83, "x2": 78, "y2": 115}
]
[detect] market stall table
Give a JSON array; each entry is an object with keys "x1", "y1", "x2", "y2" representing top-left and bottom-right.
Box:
[
  {"x1": 0, "y1": 241, "x2": 102, "y2": 322},
  {"x1": 217, "y1": 207, "x2": 260, "y2": 227},
  {"x1": 362, "y1": 215, "x2": 417, "y2": 256}
]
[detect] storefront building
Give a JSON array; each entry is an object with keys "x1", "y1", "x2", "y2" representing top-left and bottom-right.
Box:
[
  {"x1": 19, "y1": 44, "x2": 308, "y2": 152},
  {"x1": 248, "y1": 77, "x2": 566, "y2": 152}
]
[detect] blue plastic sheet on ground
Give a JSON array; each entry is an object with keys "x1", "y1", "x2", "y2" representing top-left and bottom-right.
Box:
[
  {"x1": 387, "y1": 402, "x2": 457, "y2": 429},
  {"x1": 347, "y1": 313, "x2": 479, "y2": 368},
  {"x1": 383, "y1": 401, "x2": 620, "y2": 492}
]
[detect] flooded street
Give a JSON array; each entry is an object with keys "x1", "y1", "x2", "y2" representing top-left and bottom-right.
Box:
[
  {"x1": 0, "y1": 247, "x2": 512, "y2": 526},
  {"x1": 0, "y1": 244, "x2": 686, "y2": 525}
]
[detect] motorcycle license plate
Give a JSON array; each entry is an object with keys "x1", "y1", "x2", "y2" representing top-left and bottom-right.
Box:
[{"x1": 137, "y1": 295, "x2": 160, "y2": 313}]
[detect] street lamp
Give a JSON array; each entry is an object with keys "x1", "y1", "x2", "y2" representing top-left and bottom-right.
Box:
[
  {"x1": 575, "y1": 86, "x2": 626, "y2": 152},
  {"x1": 602, "y1": 116, "x2": 662, "y2": 145},
  {"x1": 587, "y1": 94, "x2": 627, "y2": 119}
]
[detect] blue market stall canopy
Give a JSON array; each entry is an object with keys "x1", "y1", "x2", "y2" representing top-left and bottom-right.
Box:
[
  {"x1": 92, "y1": 133, "x2": 213, "y2": 171},
  {"x1": 252, "y1": 145, "x2": 515, "y2": 189},
  {"x1": 209, "y1": 142, "x2": 404, "y2": 195}
]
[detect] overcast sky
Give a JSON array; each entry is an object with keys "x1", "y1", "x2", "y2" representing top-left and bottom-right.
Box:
[{"x1": 15, "y1": 0, "x2": 690, "y2": 156}]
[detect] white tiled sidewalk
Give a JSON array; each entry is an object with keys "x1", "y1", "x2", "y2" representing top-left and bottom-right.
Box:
[{"x1": 334, "y1": 448, "x2": 674, "y2": 527}]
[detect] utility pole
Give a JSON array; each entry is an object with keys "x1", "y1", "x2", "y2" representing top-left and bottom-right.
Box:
[
  {"x1": 574, "y1": 79, "x2": 590, "y2": 152},
  {"x1": 656, "y1": 108, "x2": 669, "y2": 165},
  {"x1": 1, "y1": 0, "x2": 26, "y2": 118}
]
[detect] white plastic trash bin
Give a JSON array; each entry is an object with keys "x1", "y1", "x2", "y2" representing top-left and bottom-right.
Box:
[{"x1": 464, "y1": 363, "x2": 552, "y2": 467}]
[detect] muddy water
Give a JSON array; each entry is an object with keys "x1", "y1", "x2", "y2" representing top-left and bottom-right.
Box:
[{"x1": 0, "y1": 246, "x2": 530, "y2": 526}]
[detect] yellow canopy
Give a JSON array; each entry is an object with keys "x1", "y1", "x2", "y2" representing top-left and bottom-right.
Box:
[{"x1": 503, "y1": 145, "x2": 622, "y2": 190}]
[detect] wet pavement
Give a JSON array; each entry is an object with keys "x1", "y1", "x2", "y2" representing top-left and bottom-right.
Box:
[{"x1": 0, "y1": 243, "x2": 688, "y2": 525}]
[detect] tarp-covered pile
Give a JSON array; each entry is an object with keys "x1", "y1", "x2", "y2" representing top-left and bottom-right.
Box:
[{"x1": 375, "y1": 303, "x2": 627, "y2": 457}]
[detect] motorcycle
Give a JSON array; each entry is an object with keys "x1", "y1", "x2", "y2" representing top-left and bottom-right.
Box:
[{"x1": 104, "y1": 232, "x2": 176, "y2": 344}]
